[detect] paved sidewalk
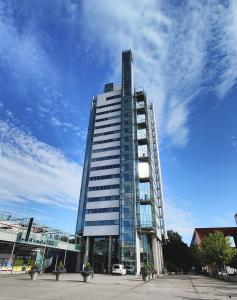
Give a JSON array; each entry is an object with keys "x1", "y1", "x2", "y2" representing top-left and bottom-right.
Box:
[{"x1": 0, "y1": 273, "x2": 236, "y2": 299}]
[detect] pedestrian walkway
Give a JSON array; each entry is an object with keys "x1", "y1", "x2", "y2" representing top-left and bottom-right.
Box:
[{"x1": 0, "y1": 274, "x2": 236, "y2": 299}]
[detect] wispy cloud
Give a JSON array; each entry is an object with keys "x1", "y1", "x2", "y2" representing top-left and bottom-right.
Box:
[
  {"x1": 82, "y1": 0, "x2": 237, "y2": 147},
  {"x1": 0, "y1": 1, "x2": 84, "y2": 153},
  {"x1": 0, "y1": 120, "x2": 82, "y2": 211},
  {"x1": 230, "y1": 136, "x2": 237, "y2": 148},
  {"x1": 165, "y1": 199, "x2": 196, "y2": 243}
]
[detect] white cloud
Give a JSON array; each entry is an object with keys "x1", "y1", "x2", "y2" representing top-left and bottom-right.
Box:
[
  {"x1": 50, "y1": 117, "x2": 62, "y2": 127},
  {"x1": 82, "y1": 0, "x2": 237, "y2": 147},
  {"x1": 0, "y1": 121, "x2": 82, "y2": 211},
  {"x1": 165, "y1": 199, "x2": 196, "y2": 243},
  {"x1": 0, "y1": 2, "x2": 83, "y2": 141},
  {"x1": 230, "y1": 136, "x2": 237, "y2": 148}
]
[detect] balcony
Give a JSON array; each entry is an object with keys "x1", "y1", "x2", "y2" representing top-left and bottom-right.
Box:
[
  {"x1": 138, "y1": 145, "x2": 148, "y2": 161},
  {"x1": 136, "y1": 101, "x2": 145, "y2": 113},
  {"x1": 137, "y1": 114, "x2": 146, "y2": 128},
  {"x1": 137, "y1": 129, "x2": 147, "y2": 144}
]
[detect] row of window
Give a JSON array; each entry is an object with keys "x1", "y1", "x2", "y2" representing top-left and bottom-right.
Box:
[
  {"x1": 85, "y1": 207, "x2": 119, "y2": 214},
  {"x1": 94, "y1": 121, "x2": 121, "y2": 130},
  {"x1": 93, "y1": 138, "x2": 120, "y2": 145},
  {"x1": 88, "y1": 184, "x2": 120, "y2": 191},
  {"x1": 91, "y1": 155, "x2": 120, "y2": 162},
  {"x1": 95, "y1": 115, "x2": 121, "y2": 123},
  {"x1": 97, "y1": 101, "x2": 121, "y2": 109},
  {"x1": 93, "y1": 129, "x2": 120, "y2": 137},
  {"x1": 92, "y1": 146, "x2": 120, "y2": 153},
  {"x1": 87, "y1": 195, "x2": 120, "y2": 202},
  {"x1": 89, "y1": 174, "x2": 120, "y2": 181},
  {"x1": 96, "y1": 108, "x2": 121, "y2": 116},
  {"x1": 90, "y1": 164, "x2": 120, "y2": 171},
  {"x1": 106, "y1": 94, "x2": 121, "y2": 101},
  {"x1": 84, "y1": 220, "x2": 119, "y2": 226}
]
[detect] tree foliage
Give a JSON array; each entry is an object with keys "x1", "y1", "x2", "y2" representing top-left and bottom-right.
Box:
[
  {"x1": 200, "y1": 231, "x2": 235, "y2": 267},
  {"x1": 229, "y1": 250, "x2": 237, "y2": 269},
  {"x1": 190, "y1": 245, "x2": 204, "y2": 271},
  {"x1": 163, "y1": 230, "x2": 192, "y2": 272}
]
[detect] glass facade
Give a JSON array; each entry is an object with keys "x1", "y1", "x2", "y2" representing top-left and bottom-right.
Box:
[
  {"x1": 119, "y1": 50, "x2": 137, "y2": 271},
  {"x1": 76, "y1": 50, "x2": 166, "y2": 275},
  {"x1": 90, "y1": 236, "x2": 118, "y2": 273},
  {"x1": 140, "y1": 205, "x2": 153, "y2": 228},
  {"x1": 139, "y1": 182, "x2": 151, "y2": 201}
]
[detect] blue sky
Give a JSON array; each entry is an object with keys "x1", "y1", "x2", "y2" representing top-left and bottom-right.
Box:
[{"x1": 0, "y1": 0, "x2": 237, "y2": 243}]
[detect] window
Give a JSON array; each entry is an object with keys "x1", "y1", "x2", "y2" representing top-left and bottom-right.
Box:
[
  {"x1": 88, "y1": 184, "x2": 120, "y2": 191},
  {"x1": 95, "y1": 115, "x2": 121, "y2": 123},
  {"x1": 137, "y1": 114, "x2": 146, "y2": 124},
  {"x1": 138, "y1": 145, "x2": 148, "y2": 158},
  {"x1": 97, "y1": 102, "x2": 121, "y2": 109},
  {"x1": 96, "y1": 108, "x2": 121, "y2": 116},
  {"x1": 85, "y1": 207, "x2": 119, "y2": 214},
  {"x1": 94, "y1": 130, "x2": 120, "y2": 137},
  {"x1": 136, "y1": 101, "x2": 145, "y2": 109},
  {"x1": 124, "y1": 164, "x2": 130, "y2": 171},
  {"x1": 138, "y1": 162, "x2": 149, "y2": 178},
  {"x1": 137, "y1": 129, "x2": 146, "y2": 140},
  {"x1": 90, "y1": 164, "x2": 120, "y2": 171},
  {"x1": 124, "y1": 174, "x2": 131, "y2": 181},
  {"x1": 87, "y1": 195, "x2": 120, "y2": 202},
  {"x1": 89, "y1": 174, "x2": 120, "y2": 181},
  {"x1": 139, "y1": 182, "x2": 151, "y2": 201},
  {"x1": 140, "y1": 205, "x2": 152, "y2": 227},
  {"x1": 93, "y1": 138, "x2": 120, "y2": 145},
  {"x1": 91, "y1": 155, "x2": 120, "y2": 162},
  {"x1": 92, "y1": 146, "x2": 120, "y2": 153},
  {"x1": 106, "y1": 94, "x2": 121, "y2": 101},
  {"x1": 84, "y1": 220, "x2": 119, "y2": 226},
  {"x1": 94, "y1": 122, "x2": 121, "y2": 130}
]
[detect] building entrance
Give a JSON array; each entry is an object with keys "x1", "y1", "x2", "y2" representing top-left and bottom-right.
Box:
[
  {"x1": 89, "y1": 236, "x2": 118, "y2": 273},
  {"x1": 92, "y1": 237, "x2": 109, "y2": 273}
]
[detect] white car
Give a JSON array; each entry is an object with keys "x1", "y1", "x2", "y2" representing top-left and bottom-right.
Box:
[{"x1": 112, "y1": 264, "x2": 126, "y2": 275}]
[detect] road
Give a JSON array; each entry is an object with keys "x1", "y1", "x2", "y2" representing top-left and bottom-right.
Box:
[{"x1": 0, "y1": 273, "x2": 236, "y2": 299}]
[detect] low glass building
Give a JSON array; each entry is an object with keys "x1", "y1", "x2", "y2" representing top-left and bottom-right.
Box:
[{"x1": 76, "y1": 50, "x2": 166, "y2": 274}]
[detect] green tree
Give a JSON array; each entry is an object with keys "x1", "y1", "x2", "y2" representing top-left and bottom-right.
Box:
[
  {"x1": 163, "y1": 230, "x2": 192, "y2": 272},
  {"x1": 229, "y1": 251, "x2": 237, "y2": 269},
  {"x1": 190, "y1": 245, "x2": 204, "y2": 272},
  {"x1": 200, "y1": 231, "x2": 235, "y2": 274}
]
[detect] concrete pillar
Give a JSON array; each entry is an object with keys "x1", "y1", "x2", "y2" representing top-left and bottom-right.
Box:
[
  {"x1": 108, "y1": 236, "x2": 112, "y2": 273},
  {"x1": 136, "y1": 232, "x2": 141, "y2": 275},
  {"x1": 160, "y1": 241, "x2": 164, "y2": 271},
  {"x1": 75, "y1": 252, "x2": 81, "y2": 272},
  {"x1": 157, "y1": 239, "x2": 163, "y2": 274},
  {"x1": 83, "y1": 236, "x2": 90, "y2": 266},
  {"x1": 152, "y1": 236, "x2": 159, "y2": 274}
]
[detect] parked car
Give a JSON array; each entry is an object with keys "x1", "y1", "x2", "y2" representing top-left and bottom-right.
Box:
[
  {"x1": 112, "y1": 264, "x2": 126, "y2": 275},
  {"x1": 124, "y1": 264, "x2": 135, "y2": 274}
]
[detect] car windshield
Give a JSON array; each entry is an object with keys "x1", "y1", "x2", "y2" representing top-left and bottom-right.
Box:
[{"x1": 113, "y1": 265, "x2": 120, "y2": 269}]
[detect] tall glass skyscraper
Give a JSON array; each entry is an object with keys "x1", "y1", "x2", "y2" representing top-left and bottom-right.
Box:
[{"x1": 76, "y1": 50, "x2": 166, "y2": 274}]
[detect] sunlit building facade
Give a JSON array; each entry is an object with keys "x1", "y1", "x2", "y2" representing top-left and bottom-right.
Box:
[{"x1": 76, "y1": 50, "x2": 166, "y2": 274}]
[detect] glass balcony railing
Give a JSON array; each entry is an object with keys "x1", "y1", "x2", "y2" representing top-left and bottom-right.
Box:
[
  {"x1": 138, "y1": 145, "x2": 148, "y2": 158},
  {"x1": 140, "y1": 193, "x2": 151, "y2": 202},
  {"x1": 137, "y1": 129, "x2": 147, "y2": 140},
  {"x1": 137, "y1": 115, "x2": 146, "y2": 124},
  {"x1": 137, "y1": 102, "x2": 145, "y2": 109}
]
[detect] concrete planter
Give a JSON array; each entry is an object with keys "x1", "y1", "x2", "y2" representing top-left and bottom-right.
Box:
[
  {"x1": 83, "y1": 274, "x2": 90, "y2": 283},
  {"x1": 56, "y1": 273, "x2": 63, "y2": 281},
  {"x1": 81, "y1": 270, "x2": 94, "y2": 283},
  {"x1": 142, "y1": 274, "x2": 150, "y2": 282},
  {"x1": 30, "y1": 272, "x2": 39, "y2": 280}
]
